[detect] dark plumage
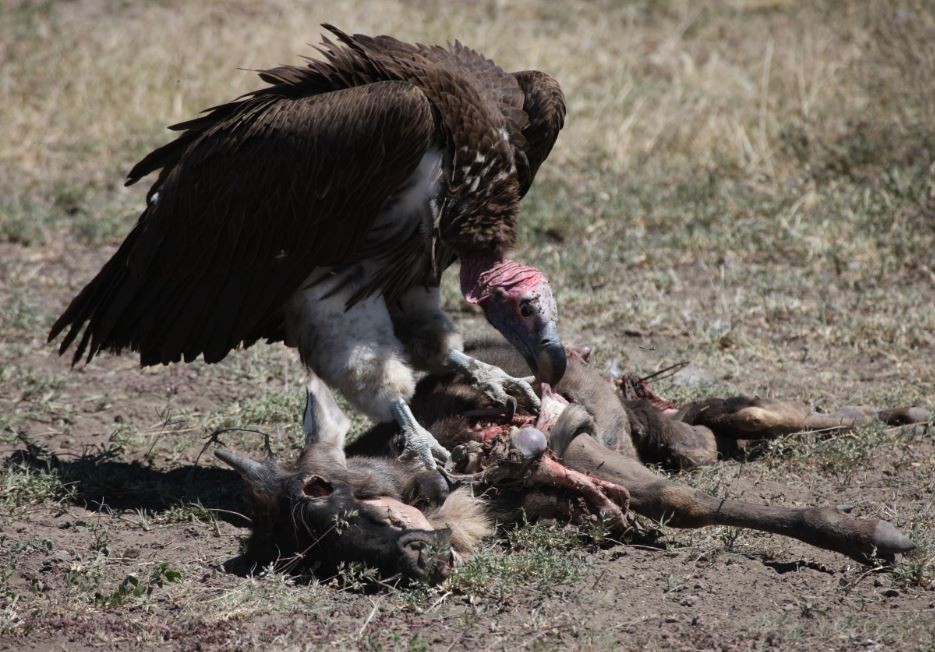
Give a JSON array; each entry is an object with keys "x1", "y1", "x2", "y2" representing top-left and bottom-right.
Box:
[
  {"x1": 49, "y1": 25, "x2": 565, "y2": 367},
  {"x1": 49, "y1": 26, "x2": 568, "y2": 471}
]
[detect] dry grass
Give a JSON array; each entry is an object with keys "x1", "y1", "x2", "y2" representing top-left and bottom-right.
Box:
[
  {"x1": 1, "y1": 0, "x2": 934, "y2": 649},
  {"x1": 2, "y1": 2, "x2": 931, "y2": 195}
]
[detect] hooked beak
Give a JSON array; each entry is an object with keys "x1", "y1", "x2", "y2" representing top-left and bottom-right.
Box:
[{"x1": 522, "y1": 321, "x2": 566, "y2": 385}]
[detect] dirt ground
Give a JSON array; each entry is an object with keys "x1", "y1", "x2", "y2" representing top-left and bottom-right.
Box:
[
  {"x1": 2, "y1": 247, "x2": 933, "y2": 651},
  {"x1": 2, "y1": 1, "x2": 934, "y2": 650}
]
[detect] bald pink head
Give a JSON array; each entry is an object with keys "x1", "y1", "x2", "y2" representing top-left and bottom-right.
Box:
[
  {"x1": 459, "y1": 256, "x2": 565, "y2": 385},
  {"x1": 461, "y1": 258, "x2": 545, "y2": 302}
]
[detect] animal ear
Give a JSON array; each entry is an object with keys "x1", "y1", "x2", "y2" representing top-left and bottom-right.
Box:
[
  {"x1": 569, "y1": 344, "x2": 592, "y2": 363},
  {"x1": 301, "y1": 474, "x2": 334, "y2": 499},
  {"x1": 215, "y1": 448, "x2": 277, "y2": 487}
]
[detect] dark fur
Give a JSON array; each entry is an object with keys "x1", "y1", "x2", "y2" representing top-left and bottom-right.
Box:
[
  {"x1": 223, "y1": 441, "x2": 452, "y2": 584},
  {"x1": 349, "y1": 337, "x2": 918, "y2": 563},
  {"x1": 225, "y1": 337, "x2": 919, "y2": 574}
]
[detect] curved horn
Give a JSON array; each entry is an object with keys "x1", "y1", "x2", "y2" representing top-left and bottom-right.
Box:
[{"x1": 215, "y1": 448, "x2": 269, "y2": 483}]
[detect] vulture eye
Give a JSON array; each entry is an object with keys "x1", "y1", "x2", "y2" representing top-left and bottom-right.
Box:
[{"x1": 520, "y1": 304, "x2": 534, "y2": 318}]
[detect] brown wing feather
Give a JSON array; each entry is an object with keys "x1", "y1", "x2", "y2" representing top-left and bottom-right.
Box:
[
  {"x1": 49, "y1": 81, "x2": 437, "y2": 365},
  {"x1": 321, "y1": 26, "x2": 524, "y2": 256},
  {"x1": 50, "y1": 28, "x2": 565, "y2": 367},
  {"x1": 511, "y1": 70, "x2": 566, "y2": 198}
]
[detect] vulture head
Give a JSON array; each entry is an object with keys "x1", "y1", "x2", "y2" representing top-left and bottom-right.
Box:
[{"x1": 461, "y1": 258, "x2": 566, "y2": 385}]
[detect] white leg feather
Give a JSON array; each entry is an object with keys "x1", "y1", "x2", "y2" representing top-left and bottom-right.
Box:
[
  {"x1": 388, "y1": 286, "x2": 463, "y2": 373},
  {"x1": 286, "y1": 272, "x2": 450, "y2": 469},
  {"x1": 287, "y1": 280, "x2": 415, "y2": 422}
]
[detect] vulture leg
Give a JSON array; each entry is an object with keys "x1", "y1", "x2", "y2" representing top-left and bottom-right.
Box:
[
  {"x1": 392, "y1": 398, "x2": 452, "y2": 469},
  {"x1": 302, "y1": 370, "x2": 350, "y2": 465},
  {"x1": 388, "y1": 287, "x2": 463, "y2": 375},
  {"x1": 389, "y1": 286, "x2": 540, "y2": 414},
  {"x1": 287, "y1": 277, "x2": 450, "y2": 470},
  {"x1": 446, "y1": 349, "x2": 541, "y2": 413}
]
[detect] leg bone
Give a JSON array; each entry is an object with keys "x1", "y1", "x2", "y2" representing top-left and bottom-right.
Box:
[{"x1": 529, "y1": 455, "x2": 631, "y2": 531}]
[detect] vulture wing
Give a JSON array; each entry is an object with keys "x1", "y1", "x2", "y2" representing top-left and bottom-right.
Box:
[
  {"x1": 49, "y1": 81, "x2": 437, "y2": 366},
  {"x1": 512, "y1": 70, "x2": 566, "y2": 198}
]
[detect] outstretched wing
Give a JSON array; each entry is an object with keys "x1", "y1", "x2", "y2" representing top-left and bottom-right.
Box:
[{"x1": 50, "y1": 81, "x2": 437, "y2": 365}]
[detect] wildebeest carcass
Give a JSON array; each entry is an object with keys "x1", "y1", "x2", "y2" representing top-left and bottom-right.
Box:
[
  {"x1": 215, "y1": 437, "x2": 490, "y2": 585},
  {"x1": 217, "y1": 337, "x2": 926, "y2": 584}
]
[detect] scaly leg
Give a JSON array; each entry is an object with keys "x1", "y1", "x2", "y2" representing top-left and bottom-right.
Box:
[
  {"x1": 386, "y1": 287, "x2": 541, "y2": 414},
  {"x1": 392, "y1": 398, "x2": 451, "y2": 469},
  {"x1": 446, "y1": 349, "x2": 541, "y2": 413}
]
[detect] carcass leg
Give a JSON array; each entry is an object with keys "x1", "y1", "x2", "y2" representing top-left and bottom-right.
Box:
[
  {"x1": 560, "y1": 430, "x2": 915, "y2": 563},
  {"x1": 676, "y1": 396, "x2": 930, "y2": 440},
  {"x1": 530, "y1": 455, "x2": 632, "y2": 531}
]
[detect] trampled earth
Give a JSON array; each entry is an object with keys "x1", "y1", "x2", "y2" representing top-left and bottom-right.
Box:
[{"x1": 2, "y1": 1, "x2": 934, "y2": 649}]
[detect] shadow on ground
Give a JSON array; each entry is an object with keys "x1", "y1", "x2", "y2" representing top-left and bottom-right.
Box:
[{"x1": 4, "y1": 440, "x2": 248, "y2": 527}]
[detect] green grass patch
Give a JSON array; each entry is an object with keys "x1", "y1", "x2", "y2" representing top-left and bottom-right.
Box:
[
  {"x1": 449, "y1": 520, "x2": 591, "y2": 599},
  {"x1": 0, "y1": 461, "x2": 74, "y2": 512}
]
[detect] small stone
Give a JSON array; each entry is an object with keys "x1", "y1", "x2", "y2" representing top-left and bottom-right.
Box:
[
  {"x1": 883, "y1": 588, "x2": 900, "y2": 598},
  {"x1": 122, "y1": 548, "x2": 141, "y2": 559}
]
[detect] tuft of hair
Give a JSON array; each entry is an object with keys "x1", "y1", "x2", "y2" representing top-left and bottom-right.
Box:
[{"x1": 425, "y1": 487, "x2": 492, "y2": 556}]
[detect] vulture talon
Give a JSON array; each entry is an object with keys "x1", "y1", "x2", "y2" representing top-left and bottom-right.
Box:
[
  {"x1": 392, "y1": 398, "x2": 451, "y2": 471},
  {"x1": 447, "y1": 349, "x2": 542, "y2": 413},
  {"x1": 504, "y1": 396, "x2": 518, "y2": 423}
]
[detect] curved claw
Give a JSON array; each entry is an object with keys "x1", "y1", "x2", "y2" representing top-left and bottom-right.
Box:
[
  {"x1": 392, "y1": 398, "x2": 451, "y2": 470},
  {"x1": 448, "y1": 350, "x2": 541, "y2": 413},
  {"x1": 398, "y1": 433, "x2": 449, "y2": 470},
  {"x1": 504, "y1": 375, "x2": 541, "y2": 412}
]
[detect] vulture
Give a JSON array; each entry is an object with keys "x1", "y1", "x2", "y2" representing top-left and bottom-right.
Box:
[{"x1": 49, "y1": 25, "x2": 567, "y2": 469}]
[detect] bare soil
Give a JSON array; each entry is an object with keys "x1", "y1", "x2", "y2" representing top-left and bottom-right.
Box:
[
  {"x1": 2, "y1": 237, "x2": 933, "y2": 650},
  {"x1": 2, "y1": 1, "x2": 934, "y2": 649}
]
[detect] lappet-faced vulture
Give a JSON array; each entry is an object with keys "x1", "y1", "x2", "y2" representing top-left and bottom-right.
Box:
[{"x1": 49, "y1": 25, "x2": 567, "y2": 469}]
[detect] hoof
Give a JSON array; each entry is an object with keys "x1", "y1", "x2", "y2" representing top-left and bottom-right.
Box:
[
  {"x1": 877, "y1": 407, "x2": 931, "y2": 426},
  {"x1": 873, "y1": 520, "x2": 916, "y2": 555}
]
